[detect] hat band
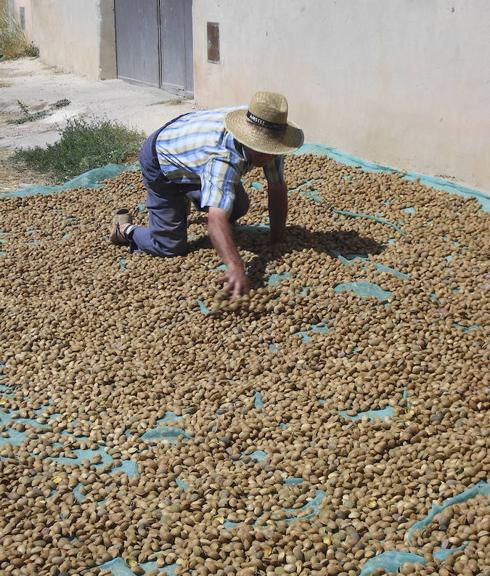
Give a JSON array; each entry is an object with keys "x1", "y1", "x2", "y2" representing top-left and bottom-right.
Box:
[{"x1": 246, "y1": 111, "x2": 287, "y2": 132}]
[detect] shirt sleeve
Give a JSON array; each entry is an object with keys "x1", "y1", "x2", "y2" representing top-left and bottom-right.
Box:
[
  {"x1": 200, "y1": 157, "x2": 241, "y2": 215},
  {"x1": 263, "y1": 155, "x2": 285, "y2": 185}
]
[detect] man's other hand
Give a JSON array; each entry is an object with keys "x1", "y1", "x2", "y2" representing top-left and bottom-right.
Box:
[{"x1": 220, "y1": 263, "x2": 249, "y2": 298}]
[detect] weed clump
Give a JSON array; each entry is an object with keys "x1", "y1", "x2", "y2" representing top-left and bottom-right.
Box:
[
  {"x1": 9, "y1": 98, "x2": 71, "y2": 125},
  {"x1": 13, "y1": 117, "x2": 145, "y2": 182}
]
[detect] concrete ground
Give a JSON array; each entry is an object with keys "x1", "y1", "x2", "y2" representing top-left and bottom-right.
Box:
[{"x1": 0, "y1": 57, "x2": 199, "y2": 191}]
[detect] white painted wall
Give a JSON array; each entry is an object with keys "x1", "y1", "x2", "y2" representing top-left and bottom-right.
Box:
[
  {"x1": 16, "y1": 0, "x2": 116, "y2": 80},
  {"x1": 193, "y1": 0, "x2": 490, "y2": 192}
]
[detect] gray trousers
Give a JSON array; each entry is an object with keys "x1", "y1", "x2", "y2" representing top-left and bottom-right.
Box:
[{"x1": 129, "y1": 181, "x2": 250, "y2": 257}]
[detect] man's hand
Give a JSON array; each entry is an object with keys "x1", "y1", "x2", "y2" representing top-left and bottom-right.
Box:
[
  {"x1": 221, "y1": 263, "x2": 249, "y2": 298},
  {"x1": 208, "y1": 207, "x2": 249, "y2": 297}
]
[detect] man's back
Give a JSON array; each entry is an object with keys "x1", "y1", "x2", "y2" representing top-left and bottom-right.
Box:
[{"x1": 155, "y1": 107, "x2": 247, "y2": 184}]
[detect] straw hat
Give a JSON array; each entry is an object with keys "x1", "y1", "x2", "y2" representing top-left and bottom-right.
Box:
[{"x1": 225, "y1": 91, "x2": 304, "y2": 155}]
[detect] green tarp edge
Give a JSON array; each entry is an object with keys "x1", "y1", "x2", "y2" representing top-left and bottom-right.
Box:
[
  {"x1": 3, "y1": 146, "x2": 490, "y2": 212},
  {"x1": 4, "y1": 162, "x2": 141, "y2": 198}
]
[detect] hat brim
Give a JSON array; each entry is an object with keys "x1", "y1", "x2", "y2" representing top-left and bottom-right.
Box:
[{"x1": 224, "y1": 109, "x2": 304, "y2": 155}]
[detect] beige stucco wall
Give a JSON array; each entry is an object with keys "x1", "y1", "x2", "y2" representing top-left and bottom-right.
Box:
[
  {"x1": 11, "y1": 0, "x2": 116, "y2": 80},
  {"x1": 193, "y1": 0, "x2": 490, "y2": 192}
]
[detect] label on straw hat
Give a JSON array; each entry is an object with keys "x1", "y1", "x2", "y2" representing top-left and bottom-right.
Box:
[{"x1": 246, "y1": 111, "x2": 287, "y2": 131}]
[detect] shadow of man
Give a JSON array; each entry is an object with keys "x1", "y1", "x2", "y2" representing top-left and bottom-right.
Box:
[{"x1": 231, "y1": 224, "x2": 386, "y2": 289}]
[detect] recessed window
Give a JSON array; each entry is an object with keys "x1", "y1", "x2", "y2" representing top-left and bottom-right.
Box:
[
  {"x1": 207, "y1": 22, "x2": 220, "y2": 63},
  {"x1": 19, "y1": 6, "x2": 26, "y2": 30}
]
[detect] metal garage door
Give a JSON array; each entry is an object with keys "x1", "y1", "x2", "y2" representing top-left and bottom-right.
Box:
[
  {"x1": 114, "y1": 0, "x2": 160, "y2": 87},
  {"x1": 159, "y1": 0, "x2": 193, "y2": 95},
  {"x1": 114, "y1": 0, "x2": 193, "y2": 95}
]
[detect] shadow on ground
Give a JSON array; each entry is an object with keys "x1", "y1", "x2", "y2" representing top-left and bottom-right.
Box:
[{"x1": 188, "y1": 224, "x2": 385, "y2": 289}]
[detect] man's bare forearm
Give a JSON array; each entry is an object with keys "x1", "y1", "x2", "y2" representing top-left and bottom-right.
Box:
[
  {"x1": 267, "y1": 182, "x2": 288, "y2": 242},
  {"x1": 208, "y1": 207, "x2": 249, "y2": 296},
  {"x1": 207, "y1": 207, "x2": 243, "y2": 269}
]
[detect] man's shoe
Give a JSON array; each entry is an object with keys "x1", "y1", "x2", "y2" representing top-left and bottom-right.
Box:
[{"x1": 110, "y1": 209, "x2": 132, "y2": 246}]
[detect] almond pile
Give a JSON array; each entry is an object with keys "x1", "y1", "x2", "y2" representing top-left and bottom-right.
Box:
[{"x1": 0, "y1": 154, "x2": 488, "y2": 575}]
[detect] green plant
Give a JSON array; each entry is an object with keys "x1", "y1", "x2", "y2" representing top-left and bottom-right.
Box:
[
  {"x1": 24, "y1": 42, "x2": 39, "y2": 57},
  {"x1": 0, "y1": 4, "x2": 38, "y2": 59},
  {"x1": 13, "y1": 117, "x2": 145, "y2": 182}
]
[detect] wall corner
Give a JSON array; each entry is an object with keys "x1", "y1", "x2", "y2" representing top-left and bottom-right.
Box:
[{"x1": 98, "y1": 0, "x2": 117, "y2": 80}]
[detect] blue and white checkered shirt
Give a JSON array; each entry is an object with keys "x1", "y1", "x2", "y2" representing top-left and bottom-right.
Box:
[{"x1": 155, "y1": 107, "x2": 284, "y2": 215}]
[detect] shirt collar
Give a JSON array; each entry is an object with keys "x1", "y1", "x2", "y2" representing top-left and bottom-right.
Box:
[{"x1": 233, "y1": 138, "x2": 250, "y2": 163}]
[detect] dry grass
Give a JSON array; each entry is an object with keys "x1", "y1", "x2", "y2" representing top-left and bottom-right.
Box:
[
  {"x1": 0, "y1": 2, "x2": 38, "y2": 60},
  {"x1": 0, "y1": 148, "x2": 51, "y2": 194}
]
